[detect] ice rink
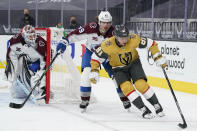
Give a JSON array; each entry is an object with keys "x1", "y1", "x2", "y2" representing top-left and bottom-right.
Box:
[{"x1": 0, "y1": 77, "x2": 197, "y2": 131}]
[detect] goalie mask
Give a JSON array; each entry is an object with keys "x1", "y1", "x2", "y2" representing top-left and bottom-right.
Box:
[
  {"x1": 22, "y1": 25, "x2": 37, "y2": 47},
  {"x1": 98, "y1": 11, "x2": 112, "y2": 34}
]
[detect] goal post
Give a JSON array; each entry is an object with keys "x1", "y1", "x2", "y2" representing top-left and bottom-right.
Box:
[
  {"x1": 35, "y1": 28, "x2": 51, "y2": 103},
  {"x1": 35, "y1": 27, "x2": 83, "y2": 104}
]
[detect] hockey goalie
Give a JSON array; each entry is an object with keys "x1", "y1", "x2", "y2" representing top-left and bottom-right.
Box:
[{"x1": 5, "y1": 25, "x2": 47, "y2": 103}]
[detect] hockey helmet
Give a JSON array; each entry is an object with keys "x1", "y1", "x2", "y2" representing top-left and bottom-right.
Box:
[
  {"x1": 114, "y1": 25, "x2": 129, "y2": 46},
  {"x1": 22, "y1": 25, "x2": 37, "y2": 47},
  {"x1": 98, "y1": 11, "x2": 112, "y2": 24},
  {"x1": 114, "y1": 25, "x2": 129, "y2": 38}
]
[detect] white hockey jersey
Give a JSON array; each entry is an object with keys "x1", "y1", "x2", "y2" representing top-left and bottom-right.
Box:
[
  {"x1": 65, "y1": 22, "x2": 114, "y2": 51},
  {"x1": 6, "y1": 33, "x2": 47, "y2": 82}
]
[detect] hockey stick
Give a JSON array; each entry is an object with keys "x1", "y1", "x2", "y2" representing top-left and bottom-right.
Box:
[
  {"x1": 9, "y1": 52, "x2": 61, "y2": 109},
  {"x1": 16, "y1": 79, "x2": 37, "y2": 104},
  {"x1": 162, "y1": 67, "x2": 187, "y2": 129}
]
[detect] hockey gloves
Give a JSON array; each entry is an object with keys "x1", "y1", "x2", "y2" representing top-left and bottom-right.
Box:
[
  {"x1": 89, "y1": 71, "x2": 99, "y2": 84},
  {"x1": 153, "y1": 53, "x2": 167, "y2": 68},
  {"x1": 56, "y1": 37, "x2": 69, "y2": 53}
]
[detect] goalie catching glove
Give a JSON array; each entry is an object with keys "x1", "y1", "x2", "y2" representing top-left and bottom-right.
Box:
[
  {"x1": 89, "y1": 71, "x2": 99, "y2": 84},
  {"x1": 56, "y1": 37, "x2": 69, "y2": 53},
  {"x1": 153, "y1": 53, "x2": 167, "y2": 68}
]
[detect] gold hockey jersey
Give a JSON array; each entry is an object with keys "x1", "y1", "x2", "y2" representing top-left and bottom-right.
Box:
[{"x1": 91, "y1": 33, "x2": 161, "y2": 71}]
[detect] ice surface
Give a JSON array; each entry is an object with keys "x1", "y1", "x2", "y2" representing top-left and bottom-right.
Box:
[{"x1": 0, "y1": 78, "x2": 197, "y2": 131}]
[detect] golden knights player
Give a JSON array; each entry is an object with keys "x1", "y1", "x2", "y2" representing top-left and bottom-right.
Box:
[
  {"x1": 90, "y1": 25, "x2": 166, "y2": 119},
  {"x1": 56, "y1": 11, "x2": 132, "y2": 111}
]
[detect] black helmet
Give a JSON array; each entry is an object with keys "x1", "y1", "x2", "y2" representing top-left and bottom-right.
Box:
[{"x1": 114, "y1": 25, "x2": 129, "y2": 37}]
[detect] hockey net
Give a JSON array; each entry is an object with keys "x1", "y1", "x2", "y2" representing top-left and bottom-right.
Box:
[
  {"x1": 35, "y1": 28, "x2": 82, "y2": 104},
  {"x1": 0, "y1": 28, "x2": 96, "y2": 104}
]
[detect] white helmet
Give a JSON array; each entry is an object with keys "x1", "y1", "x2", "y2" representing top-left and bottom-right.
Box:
[
  {"x1": 22, "y1": 25, "x2": 37, "y2": 47},
  {"x1": 98, "y1": 11, "x2": 112, "y2": 24}
]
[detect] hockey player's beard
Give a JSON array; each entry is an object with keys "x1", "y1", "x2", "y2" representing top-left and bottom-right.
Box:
[{"x1": 99, "y1": 26, "x2": 109, "y2": 35}]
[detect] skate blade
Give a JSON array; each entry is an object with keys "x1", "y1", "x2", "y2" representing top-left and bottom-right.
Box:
[
  {"x1": 157, "y1": 112, "x2": 165, "y2": 117},
  {"x1": 143, "y1": 113, "x2": 155, "y2": 119}
]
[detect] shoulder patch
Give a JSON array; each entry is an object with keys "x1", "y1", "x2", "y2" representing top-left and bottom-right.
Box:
[
  {"x1": 38, "y1": 41, "x2": 45, "y2": 47},
  {"x1": 89, "y1": 22, "x2": 97, "y2": 28},
  {"x1": 12, "y1": 34, "x2": 20, "y2": 39}
]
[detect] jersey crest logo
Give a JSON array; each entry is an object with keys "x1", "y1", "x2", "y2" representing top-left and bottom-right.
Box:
[
  {"x1": 39, "y1": 41, "x2": 45, "y2": 46},
  {"x1": 16, "y1": 47, "x2": 21, "y2": 52},
  {"x1": 78, "y1": 26, "x2": 85, "y2": 33},
  {"x1": 118, "y1": 52, "x2": 132, "y2": 65}
]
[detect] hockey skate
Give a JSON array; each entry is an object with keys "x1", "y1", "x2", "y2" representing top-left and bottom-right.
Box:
[
  {"x1": 122, "y1": 100, "x2": 131, "y2": 112},
  {"x1": 79, "y1": 100, "x2": 89, "y2": 113},
  {"x1": 140, "y1": 106, "x2": 155, "y2": 119},
  {"x1": 154, "y1": 103, "x2": 165, "y2": 117}
]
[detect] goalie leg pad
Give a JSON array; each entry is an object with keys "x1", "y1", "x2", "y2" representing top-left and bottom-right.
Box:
[
  {"x1": 16, "y1": 55, "x2": 41, "y2": 96},
  {"x1": 18, "y1": 55, "x2": 37, "y2": 94},
  {"x1": 10, "y1": 81, "x2": 27, "y2": 99},
  {"x1": 9, "y1": 55, "x2": 35, "y2": 99}
]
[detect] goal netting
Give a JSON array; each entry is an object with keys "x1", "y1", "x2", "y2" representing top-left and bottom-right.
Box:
[
  {"x1": 0, "y1": 27, "x2": 96, "y2": 104},
  {"x1": 36, "y1": 27, "x2": 96, "y2": 104}
]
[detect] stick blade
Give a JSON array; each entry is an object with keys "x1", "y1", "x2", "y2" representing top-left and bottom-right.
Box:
[
  {"x1": 178, "y1": 123, "x2": 187, "y2": 129},
  {"x1": 9, "y1": 102, "x2": 23, "y2": 109}
]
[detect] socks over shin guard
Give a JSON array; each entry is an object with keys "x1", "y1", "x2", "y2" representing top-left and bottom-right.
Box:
[
  {"x1": 80, "y1": 96, "x2": 90, "y2": 109},
  {"x1": 120, "y1": 97, "x2": 131, "y2": 109},
  {"x1": 132, "y1": 96, "x2": 145, "y2": 109},
  {"x1": 131, "y1": 96, "x2": 154, "y2": 119},
  {"x1": 147, "y1": 93, "x2": 159, "y2": 105},
  {"x1": 147, "y1": 94, "x2": 164, "y2": 116}
]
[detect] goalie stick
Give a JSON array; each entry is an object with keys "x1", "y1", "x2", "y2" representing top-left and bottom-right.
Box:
[
  {"x1": 9, "y1": 52, "x2": 61, "y2": 109},
  {"x1": 16, "y1": 79, "x2": 38, "y2": 104},
  {"x1": 162, "y1": 67, "x2": 187, "y2": 129}
]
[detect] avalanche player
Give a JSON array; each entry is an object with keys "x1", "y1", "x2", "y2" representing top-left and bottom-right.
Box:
[
  {"x1": 5, "y1": 25, "x2": 47, "y2": 102},
  {"x1": 89, "y1": 25, "x2": 165, "y2": 119},
  {"x1": 56, "y1": 11, "x2": 131, "y2": 110}
]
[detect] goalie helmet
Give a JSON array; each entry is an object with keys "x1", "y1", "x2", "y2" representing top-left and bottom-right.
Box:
[
  {"x1": 114, "y1": 25, "x2": 129, "y2": 37},
  {"x1": 22, "y1": 25, "x2": 37, "y2": 47},
  {"x1": 98, "y1": 11, "x2": 112, "y2": 24}
]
